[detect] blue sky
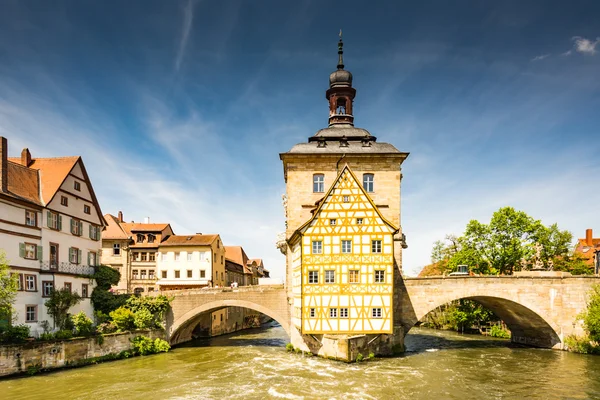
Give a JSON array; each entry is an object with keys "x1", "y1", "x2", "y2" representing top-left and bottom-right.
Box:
[{"x1": 1, "y1": 0, "x2": 599, "y2": 277}]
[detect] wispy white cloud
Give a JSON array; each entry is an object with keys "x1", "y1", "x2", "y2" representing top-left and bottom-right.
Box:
[
  {"x1": 561, "y1": 50, "x2": 572, "y2": 56},
  {"x1": 531, "y1": 53, "x2": 550, "y2": 62},
  {"x1": 572, "y1": 36, "x2": 600, "y2": 55},
  {"x1": 174, "y1": 0, "x2": 197, "y2": 72}
]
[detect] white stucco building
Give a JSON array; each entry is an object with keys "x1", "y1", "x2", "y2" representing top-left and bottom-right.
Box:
[
  {"x1": 156, "y1": 234, "x2": 226, "y2": 289},
  {"x1": 0, "y1": 137, "x2": 105, "y2": 336}
]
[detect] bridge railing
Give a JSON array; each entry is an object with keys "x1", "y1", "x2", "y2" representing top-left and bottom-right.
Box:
[{"x1": 154, "y1": 284, "x2": 285, "y2": 296}]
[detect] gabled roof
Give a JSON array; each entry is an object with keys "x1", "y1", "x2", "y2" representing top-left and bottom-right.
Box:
[
  {"x1": 160, "y1": 234, "x2": 218, "y2": 247},
  {"x1": 122, "y1": 223, "x2": 172, "y2": 233},
  {"x1": 6, "y1": 152, "x2": 106, "y2": 225},
  {"x1": 225, "y1": 246, "x2": 253, "y2": 274},
  {"x1": 289, "y1": 164, "x2": 399, "y2": 244},
  {"x1": 249, "y1": 258, "x2": 264, "y2": 268},
  {"x1": 103, "y1": 214, "x2": 129, "y2": 240}
]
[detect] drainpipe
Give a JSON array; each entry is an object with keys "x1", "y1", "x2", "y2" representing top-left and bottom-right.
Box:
[{"x1": 336, "y1": 154, "x2": 346, "y2": 174}]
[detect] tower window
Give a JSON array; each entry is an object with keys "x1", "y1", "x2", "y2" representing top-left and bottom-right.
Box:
[
  {"x1": 308, "y1": 271, "x2": 319, "y2": 284},
  {"x1": 363, "y1": 174, "x2": 374, "y2": 193},
  {"x1": 357, "y1": 218, "x2": 363, "y2": 225},
  {"x1": 330, "y1": 219, "x2": 336, "y2": 226},
  {"x1": 343, "y1": 195, "x2": 349, "y2": 202},
  {"x1": 336, "y1": 98, "x2": 346, "y2": 114},
  {"x1": 313, "y1": 174, "x2": 324, "y2": 193}
]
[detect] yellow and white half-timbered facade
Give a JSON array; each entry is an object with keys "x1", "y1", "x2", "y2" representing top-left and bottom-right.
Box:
[{"x1": 289, "y1": 165, "x2": 398, "y2": 335}]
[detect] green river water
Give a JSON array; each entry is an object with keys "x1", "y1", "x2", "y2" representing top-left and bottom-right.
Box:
[{"x1": 2, "y1": 325, "x2": 600, "y2": 400}]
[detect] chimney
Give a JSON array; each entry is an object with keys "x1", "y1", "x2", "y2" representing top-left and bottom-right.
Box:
[
  {"x1": 118, "y1": 211, "x2": 123, "y2": 223},
  {"x1": 586, "y1": 229, "x2": 593, "y2": 247},
  {"x1": 144, "y1": 217, "x2": 150, "y2": 224},
  {"x1": 0, "y1": 137, "x2": 7, "y2": 193},
  {"x1": 21, "y1": 148, "x2": 32, "y2": 167}
]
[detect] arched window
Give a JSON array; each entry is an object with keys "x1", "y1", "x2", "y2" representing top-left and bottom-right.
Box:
[
  {"x1": 363, "y1": 173, "x2": 374, "y2": 193},
  {"x1": 336, "y1": 98, "x2": 346, "y2": 114},
  {"x1": 313, "y1": 174, "x2": 324, "y2": 193}
]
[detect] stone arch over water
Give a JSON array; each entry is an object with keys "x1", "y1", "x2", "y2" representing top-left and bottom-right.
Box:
[
  {"x1": 408, "y1": 295, "x2": 562, "y2": 348},
  {"x1": 169, "y1": 299, "x2": 291, "y2": 345}
]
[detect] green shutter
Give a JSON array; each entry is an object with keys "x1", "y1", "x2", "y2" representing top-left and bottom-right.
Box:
[
  {"x1": 79, "y1": 221, "x2": 83, "y2": 236},
  {"x1": 87, "y1": 252, "x2": 91, "y2": 266},
  {"x1": 70, "y1": 218, "x2": 74, "y2": 234},
  {"x1": 89, "y1": 224, "x2": 93, "y2": 239},
  {"x1": 36, "y1": 245, "x2": 43, "y2": 261},
  {"x1": 78, "y1": 249, "x2": 82, "y2": 264},
  {"x1": 47, "y1": 211, "x2": 51, "y2": 228},
  {"x1": 19, "y1": 243, "x2": 25, "y2": 258},
  {"x1": 69, "y1": 247, "x2": 73, "y2": 263},
  {"x1": 57, "y1": 215, "x2": 62, "y2": 231}
]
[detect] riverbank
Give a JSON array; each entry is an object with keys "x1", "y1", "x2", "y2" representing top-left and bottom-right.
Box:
[{"x1": 0, "y1": 329, "x2": 164, "y2": 378}]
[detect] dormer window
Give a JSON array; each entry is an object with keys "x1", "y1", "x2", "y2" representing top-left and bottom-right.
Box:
[
  {"x1": 137, "y1": 234, "x2": 145, "y2": 243},
  {"x1": 313, "y1": 174, "x2": 324, "y2": 193},
  {"x1": 363, "y1": 174, "x2": 374, "y2": 193},
  {"x1": 147, "y1": 234, "x2": 155, "y2": 244}
]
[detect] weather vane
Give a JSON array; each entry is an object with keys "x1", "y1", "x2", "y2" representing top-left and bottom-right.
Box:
[{"x1": 339, "y1": 29, "x2": 343, "y2": 39}]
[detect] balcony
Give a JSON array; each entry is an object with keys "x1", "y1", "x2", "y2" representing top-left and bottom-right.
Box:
[{"x1": 39, "y1": 261, "x2": 95, "y2": 277}]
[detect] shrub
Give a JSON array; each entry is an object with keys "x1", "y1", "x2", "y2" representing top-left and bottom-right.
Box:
[
  {"x1": 96, "y1": 322, "x2": 117, "y2": 334},
  {"x1": 110, "y1": 307, "x2": 136, "y2": 332},
  {"x1": 490, "y1": 324, "x2": 510, "y2": 339},
  {"x1": 94, "y1": 310, "x2": 109, "y2": 324},
  {"x1": 153, "y1": 338, "x2": 170, "y2": 353},
  {"x1": 356, "y1": 353, "x2": 364, "y2": 362},
  {"x1": 130, "y1": 335, "x2": 170, "y2": 355},
  {"x1": 582, "y1": 285, "x2": 600, "y2": 342},
  {"x1": 39, "y1": 333, "x2": 54, "y2": 341},
  {"x1": 133, "y1": 308, "x2": 154, "y2": 330},
  {"x1": 564, "y1": 335, "x2": 599, "y2": 354},
  {"x1": 0, "y1": 324, "x2": 31, "y2": 343},
  {"x1": 286, "y1": 343, "x2": 294, "y2": 352},
  {"x1": 54, "y1": 330, "x2": 73, "y2": 340},
  {"x1": 45, "y1": 288, "x2": 81, "y2": 330},
  {"x1": 72, "y1": 312, "x2": 94, "y2": 336}
]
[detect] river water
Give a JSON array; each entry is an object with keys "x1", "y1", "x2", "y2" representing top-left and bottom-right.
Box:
[{"x1": 3, "y1": 325, "x2": 600, "y2": 400}]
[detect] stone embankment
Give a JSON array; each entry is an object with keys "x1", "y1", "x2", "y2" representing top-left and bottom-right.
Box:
[{"x1": 0, "y1": 329, "x2": 164, "y2": 378}]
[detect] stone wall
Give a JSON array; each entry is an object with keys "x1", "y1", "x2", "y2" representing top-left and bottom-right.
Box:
[{"x1": 0, "y1": 329, "x2": 164, "y2": 378}]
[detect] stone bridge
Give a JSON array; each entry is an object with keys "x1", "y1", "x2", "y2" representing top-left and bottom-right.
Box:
[
  {"x1": 400, "y1": 275, "x2": 600, "y2": 349},
  {"x1": 161, "y1": 276, "x2": 600, "y2": 349},
  {"x1": 164, "y1": 285, "x2": 289, "y2": 345}
]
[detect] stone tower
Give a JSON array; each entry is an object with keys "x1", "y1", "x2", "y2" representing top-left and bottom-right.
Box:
[{"x1": 279, "y1": 35, "x2": 409, "y2": 360}]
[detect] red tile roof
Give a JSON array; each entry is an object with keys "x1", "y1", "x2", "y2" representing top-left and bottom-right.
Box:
[
  {"x1": 225, "y1": 246, "x2": 252, "y2": 274},
  {"x1": 103, "y1": 214, "x2": 129, "y2": 240},
  {"x1": 160, "y1": 234, "x2": 218, "y2": 247}
]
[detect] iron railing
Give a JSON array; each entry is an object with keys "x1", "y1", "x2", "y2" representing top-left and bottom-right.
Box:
[{"x1": 39, "y1": 261, "x2": 95, "y2": 276}]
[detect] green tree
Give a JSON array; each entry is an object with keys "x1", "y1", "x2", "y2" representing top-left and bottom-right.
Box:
[
  {"x1": 91, "y1": 265, "x2": 129, "y2": 315},
  {"x1": 45, "y1": 288, "x2": 82, "y2": 330},
  {"x1": 582, "y1": 285, "x2": 600, "y2": 343},
  {"x1": 434, "y1": 207, "x2": 577, "y2": 275},
  {"x1": 0, "y1": 251, "x2": 18, "y2": 324}
]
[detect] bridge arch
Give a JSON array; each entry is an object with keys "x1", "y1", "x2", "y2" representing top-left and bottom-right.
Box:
[
  {"x1": 169, "y1": 299, "x2": 291, "y2": 345},
  {"x1": 407, "y1": 294, "x2": 562, "y2": 348}
]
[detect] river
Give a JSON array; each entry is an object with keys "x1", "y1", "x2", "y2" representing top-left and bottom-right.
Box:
[{"x1": 2, "y1": 324, "x2": 600, "y2": 400}]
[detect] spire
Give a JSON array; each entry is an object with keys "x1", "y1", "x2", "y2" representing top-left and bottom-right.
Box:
[{"x1": 337, "y1": 29, "x2": 344, "y2": 70}]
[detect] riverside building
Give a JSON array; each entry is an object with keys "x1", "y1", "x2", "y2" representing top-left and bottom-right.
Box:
[
  {"x1": 279, "y1": 36, "x2": 409, "y2": 360},
  {"x1": 0, "y1": 137, "x2": 104, "y2": 335}
]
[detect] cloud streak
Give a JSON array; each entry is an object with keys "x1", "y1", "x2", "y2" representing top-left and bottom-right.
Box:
[
  {"x1": 531, "y1": 53, "x2": 550, "y2": 61},
  {"x1": 174, "y1": 0, "x2": 196, "y2": 72},
  {"x1": 572, "y1": 36, "x2": 600, "y2": 55}
]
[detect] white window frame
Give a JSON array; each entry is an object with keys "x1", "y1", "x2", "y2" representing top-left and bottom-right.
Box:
[
  {"x1": 356, "y1": 218, "x2": 363, "y2": 225},
  {"x1": 330, "y1": 219, "x2": 336, "y2": 226},
  {"x1": 324, "y1": 270, "x2": 335, "y2": 284},
  {"x1": 308, "y1": 271, "x2": 319, "y2": 284},
  {"x1": 329, "y1": 308, "x2": 337, "y2": 318},
  {"x1": 42, "y1": 281, "x2": 54, "y2": 297},
  {"x1": 340, "y1": 308, "x2": 349, "y2": 318},
  {"x1": 25, "y1": 275, "x2": 36, "y2": 291},
  {"x1": 363, "y1": 173, "x2": 374, "y2": 193},
  {"x1": 341, "y1": 240, "x2": 352, "y2": 254},
  {"x1": 187, "y1": 252, "x2": 192, "y2": 262},
  {"x1": 113, "y1": 243, "x2": 120, "y2": 255},
  {"x1": 313, "y1": 174, "x2": 324, "y2": 193},
  {"x1": 24, "y1": 243, "x2": 36, "y2": 260},
  {"x1": 372, "y1": 308, "x2": 383, "y2": 318},
  {"x1": 309, "y1": 308, "x2": 316, "y2": 318},
  {"x1": 312, "y1": 241, "x2": 322, "y2": 254},
  {"x1": 372, "y1": 240, "x2": 382, "y2": 253},
  {"x1": 375, "y1": 270, "x2": 385, "y2": 283},
  {"x1": 25, "y1": 210, "x2": 37, "y2": 227},
  {"x1": 25, "y1": 305, "x2": 37, "y2": 322},
  {"x1": 175, "y1": 252, "x2": 180, "y2": 261},
  {"x1": 349, "y1": 269, "x2": 359, "y2": 284}
]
